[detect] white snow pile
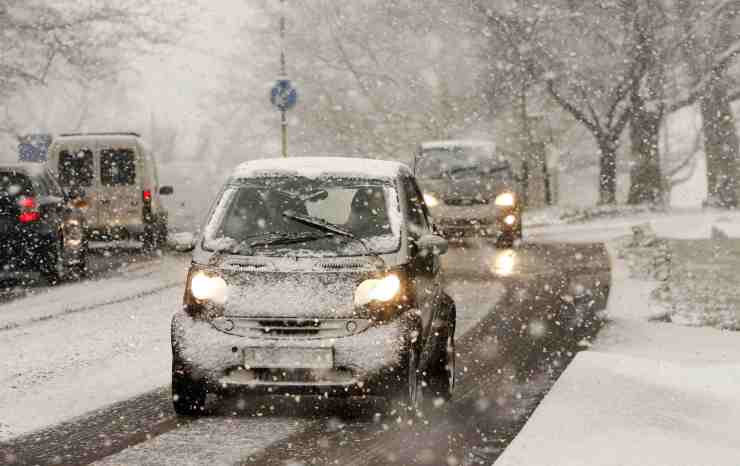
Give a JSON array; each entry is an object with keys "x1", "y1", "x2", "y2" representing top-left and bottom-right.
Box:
[
  {"x1": 496, "y1": 351, "x2": 740, "y2": 466},
  {"x1": 496, "y1": 226, "x2": 740, "y2": 466},
  {"x1": 524, "y1": 204, "x2": 663, "y2": 227}
]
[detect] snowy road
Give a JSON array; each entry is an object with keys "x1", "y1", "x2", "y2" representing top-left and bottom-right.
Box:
[{"x1": 0, "y1": 241, "x2": 610, "y2": 466}]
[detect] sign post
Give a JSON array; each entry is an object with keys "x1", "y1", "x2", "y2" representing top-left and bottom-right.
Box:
[
  {"x1": 270, "y1": 79, "x2": 298, "y2": 157},
  {"x1": 270, "y1": 0, "x2": 298, "y2": 158}
]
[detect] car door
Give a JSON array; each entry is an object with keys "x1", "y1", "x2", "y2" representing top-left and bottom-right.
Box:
[
  {"x1": 98, "y1": 147, "x2": 141, "y2": 232},
  {"x1": 402, "y1": 176, "x2": 442, "y2": 349}
]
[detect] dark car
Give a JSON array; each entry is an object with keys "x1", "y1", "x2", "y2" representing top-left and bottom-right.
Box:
[
  {"x1": 414, "y1": 140, "x2": 523, "y2": 247},
  {"x1": 0, "y1": 163, "x2": 88, "y2": 286},
  {"x1": 171, "y1": 157, "x2": 456, "y2": 415}
]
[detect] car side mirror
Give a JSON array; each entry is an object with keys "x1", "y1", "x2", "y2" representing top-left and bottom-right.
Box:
[
  {"x1": 159, "y1": 186, "x2": 174, "y2": 196},
  {"x1": 169, "y1": 231, "x2": 196, "y2": 252},
  {"x1": 416, "y1": 234, "x2": 448, "y2": 256}
]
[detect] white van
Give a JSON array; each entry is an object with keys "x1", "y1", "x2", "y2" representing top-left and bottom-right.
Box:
[{"x1": 46, "y1": 132, "x2": 173, "y2": 250}]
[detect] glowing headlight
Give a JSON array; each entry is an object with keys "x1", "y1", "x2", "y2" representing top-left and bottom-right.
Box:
[
  {"x1": 354, "y1": 274, "x2": 401, "y2": 307},
  {"x1": 423, "y1": 193, "x2": 440, "y2": 208},
  {"x1": 190, "y1": 272, "x2": 229, "y2": 305},
  {"x1": 495, "y1": 192, "x2": 516, "y2": 207}
]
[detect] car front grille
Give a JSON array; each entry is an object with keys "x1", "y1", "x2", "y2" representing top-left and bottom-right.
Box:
[{"x1": 220, "y1": 317, "x2": 373, "y2": 339}]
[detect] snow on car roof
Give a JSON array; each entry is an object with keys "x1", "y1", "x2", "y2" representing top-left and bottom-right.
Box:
[
  {"x1": 233, "y1": 157, "x2": 411, "y2": 180},
  {"x1": 420, "y1": 139, "x2": 496, "y2": 151}
]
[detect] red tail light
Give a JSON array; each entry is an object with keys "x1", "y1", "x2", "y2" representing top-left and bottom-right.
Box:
[
  {"x1": 19, "y1": 212, "x2": 41, "y2": 223},
  {"x1": 143, "y1": 190, "x2": 152, "y2": 202},
  {"x1": 17, "y1": 196, "x2": 40, "y2": 223},
  {"x1": 18, "y1": 197, "x2": 36, "y2": 209}
]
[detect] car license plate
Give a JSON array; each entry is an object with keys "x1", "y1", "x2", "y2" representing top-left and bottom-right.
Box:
[{"x1": 243, "y1": 347, "x2": 334, "y2": 369}]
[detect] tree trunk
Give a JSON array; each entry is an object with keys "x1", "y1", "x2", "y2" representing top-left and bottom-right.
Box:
[
  {"x1": 598, "y1": 139, "x2": 618, "y2": 204},
  {"x1": 628, "y1": 95, "x2": 663, "y2": 204},
  {"x1": 702, "y1": 83, "x2": 740, "y2": 208}
]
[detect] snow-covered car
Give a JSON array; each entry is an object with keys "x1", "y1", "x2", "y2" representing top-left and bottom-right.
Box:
[
  {"x1": 171, "y1": 157, "x2": 456, "y2": 415},
  {"x1": 415, "y1": 140, "x2": 523, "y2": 247},
  {"x1": 0, "y1": 163, "x2": 88, "y2": 286}
]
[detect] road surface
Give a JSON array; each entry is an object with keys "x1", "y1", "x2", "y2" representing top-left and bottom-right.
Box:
[{"x1": 0, "y1": 239, "x2": 610, "y2": 466}]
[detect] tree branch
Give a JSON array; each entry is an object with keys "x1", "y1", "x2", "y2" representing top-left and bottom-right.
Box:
[{"x1": 546, "y1": 80, "x2": 600, "y2": 135}]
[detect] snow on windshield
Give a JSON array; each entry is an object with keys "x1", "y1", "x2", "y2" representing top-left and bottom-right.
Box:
[{"x1": 202, "y1": 176, "x2": 401, "y2": 256}]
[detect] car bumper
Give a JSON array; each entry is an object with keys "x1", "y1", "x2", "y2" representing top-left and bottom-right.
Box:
[
  {"x1": 171, "y1": 310, "x2": 413, "y2": 396},
  {"x1": 437, "y1": 213, "x2": 520, "y2": 238}
]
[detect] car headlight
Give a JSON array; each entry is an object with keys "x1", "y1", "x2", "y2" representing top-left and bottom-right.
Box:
[
  {"x1": 354, "y1": 274, "x2": 401, "y2": 307},
  {"x1": 495, "y1": 192, "x2": 516, "y2": 207},
  {"x1": 423, "y1": 193, "x2": 440, "y2": 208},
  {"x1": 190, "y1": 271, "x2": 229, "y2": 306}
]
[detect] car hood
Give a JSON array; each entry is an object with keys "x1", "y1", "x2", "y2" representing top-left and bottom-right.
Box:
[{"x1": 214, "y1": 256, "x2": 389, "y2": 319}]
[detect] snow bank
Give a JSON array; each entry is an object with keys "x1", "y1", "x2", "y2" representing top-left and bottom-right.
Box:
[
  {"x1": 495, "y1": 351, "x2": 740, "y2": 466},
  {"x1": 498, "y1": 223, "x2": 740, "y2": 465}
]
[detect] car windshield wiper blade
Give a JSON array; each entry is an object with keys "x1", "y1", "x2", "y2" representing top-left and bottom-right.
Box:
[
  {"x1": 282, "y1": 211, "x2": 387, "y2": 270},
  {"x1": 248, "y1": 231, "x2": 332, "y2": 248},
  {"x1": 282, "y1": 211, "x2": 355, "y2": 238},
  {"x1": 447, "y1": 165, "x2": 480, "y2": 176}
]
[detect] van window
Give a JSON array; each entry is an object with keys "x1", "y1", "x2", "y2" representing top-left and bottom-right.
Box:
[
  {"x1": 59, "y1": 149, "x2": 94, "y2": 187},
  {"x1": 101, "y1": 149, "x2": 136, "y2": 186}
]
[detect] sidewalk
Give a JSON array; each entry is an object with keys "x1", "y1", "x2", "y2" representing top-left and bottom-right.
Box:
[{"x1": 496, "y1": 232, "x2": 740, "y2": 465}]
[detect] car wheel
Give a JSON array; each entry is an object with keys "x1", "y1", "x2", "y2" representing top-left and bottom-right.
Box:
[
  {"x1": 172, "y1": 357, "x2": 207, "y2": 416},
  {"x1": 42, "y1": 238, "x2": 65, "y2": 286},
  {"x1": 427, "y1": 325, "x2": 456, "y2": 402},
  {"x1": 398, "y1": 341, "x2": 422, "y2": 411}
]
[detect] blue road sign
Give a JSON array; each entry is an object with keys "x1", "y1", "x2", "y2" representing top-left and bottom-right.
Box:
[
  {"x1": 270, "y1": 79, "x2": 298, "y2": 111},
  {"x1": 18, "y1": 133, "x2": 52, "y2": 162}
]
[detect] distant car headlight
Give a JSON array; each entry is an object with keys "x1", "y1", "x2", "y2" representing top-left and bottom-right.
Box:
[
  {"x1": 354, "y1": 274, "x2": 401, "y2": 307},
  {"x1": 190, "y1": 271, "x2": 229, "y2": 306},
  {"x1": 495, "y1": 192, "x2": 516, "y2": 207},
  {"x1": 423, "y1": 193, "x2": 440, "y2": 208}
]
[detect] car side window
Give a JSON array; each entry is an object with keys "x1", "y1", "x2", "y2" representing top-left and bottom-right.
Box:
[{"x1": 402, "y1": 177, "x2": 430, "y2": 236}]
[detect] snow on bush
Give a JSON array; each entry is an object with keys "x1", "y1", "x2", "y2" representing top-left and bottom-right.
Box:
[{"x1": 616, "y1": 223, "x2": 740, "y2": 330}]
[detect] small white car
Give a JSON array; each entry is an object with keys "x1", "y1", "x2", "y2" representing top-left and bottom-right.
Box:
[
  {"x1": 46, "y1": 132, "x2": 173, "y2": 250},
  {"x1": 171, "y1": 157, "x2": 456, "y2": 415}
]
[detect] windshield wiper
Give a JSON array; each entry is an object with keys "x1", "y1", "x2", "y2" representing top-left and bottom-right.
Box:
[
  {"x1": 247, "y1": 231, "x2": 333, "y2": 248},
  {"x1": 282, "y1": 211, "x2": 387, "y2": 270}
]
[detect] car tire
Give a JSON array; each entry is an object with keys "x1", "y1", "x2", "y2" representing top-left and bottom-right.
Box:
[
  {"x1": 172, "y1": 356, "x2": 207, "y2": 416},
  {"x1": 391, "y1": 320, "x2": 423, "y2": 412},
  {"x1": 41, "y1": 238, "x2": 65, "y2": 286},
  {"x1": 427, "y1": 298, "x2": 456, "y2": 402},
  {"x1": 427, "y1": 324, "x2": 456, "y2": 402}
]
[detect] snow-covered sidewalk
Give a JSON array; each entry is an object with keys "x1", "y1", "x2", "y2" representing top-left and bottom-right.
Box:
[{"x1": 498, "y1": 216, "x2": 740, "y2": 466}]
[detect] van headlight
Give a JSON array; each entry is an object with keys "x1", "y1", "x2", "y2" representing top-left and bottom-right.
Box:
[
  {"x1": 190, "y1": 271, "x2": 229, "y2": 306},
  {"x1": 354, "y1": 274, "x2": 401, "y2": 307},
  {"x1": 494, "y1": 192, "x2": 516, "y2": 207}
]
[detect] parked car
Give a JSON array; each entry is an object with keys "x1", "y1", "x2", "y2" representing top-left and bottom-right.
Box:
[
  {"x1": 0, "y1": 163, "x2": 88, "y2": 286},
  {"x1": 171, "y1": 157, "x2": 456, "y2": 415},
  {"x1": 46, "y1": 132, "x2": 173, "y2": 250},
  {"x1": 414, "y1": 140, "x2": 523, "y2": 247}
]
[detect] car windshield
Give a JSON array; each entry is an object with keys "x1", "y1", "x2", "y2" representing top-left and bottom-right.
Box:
[
  {"x1": 417, "y1": 147, "x2": 512, "y2": 180},
  {"x1": 202, "y1": 176, "x2": 401, "y2": 256}
]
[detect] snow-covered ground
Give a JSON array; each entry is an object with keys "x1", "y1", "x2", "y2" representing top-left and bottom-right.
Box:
[
  {"x1": 498, "y1": 210, "x2": 740, "y2": 466},
  {"x1": 0, "y1": 255, "x2": 190, "y2": 440}
]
